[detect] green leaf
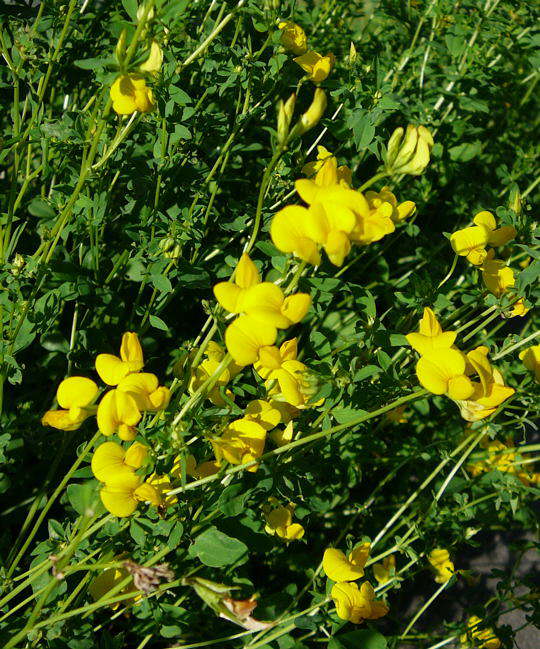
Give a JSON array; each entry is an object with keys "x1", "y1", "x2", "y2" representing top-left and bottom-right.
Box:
[
  {"x1": 188, "y1": 526, "x2": 248, "y2": 567},
  {"x1": 66, "y1": 482, "x2": 98, "y2": 516},
  {"x1": 149, "y1": 314, "x2": 169, "y2": 331},
  {"x1": 329, "y1": 629, "x2": 387, "y2": 649},
  {"x1": 449, "y1": 141, "x2": 482, "y2": 162}
]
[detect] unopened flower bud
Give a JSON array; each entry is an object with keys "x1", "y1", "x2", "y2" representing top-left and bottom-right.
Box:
[
  {"x1": 137, "y1": 3, "x2": 155, "y2": 22},
  {"x1": 349, "y1": 42, "x2": 357, "y2": 65},
  {"x1": 11, "y1": 253, "x2": 25, "y2": 276},
  {"x1": 292, "y1": 88, "x2": 327, "y2": 138},
  {"x1": 386, "y1": 124, "x2": 434, "y2": 176},
  {"x1": 509, "y1": 186, "x2": 522, "y2": 216},
  {"x1": 115, "y1": 29, "x2": 127, "y2": 66},
  {"x1": 277, "y1": 92, "x2": 296, "y2": 145}
]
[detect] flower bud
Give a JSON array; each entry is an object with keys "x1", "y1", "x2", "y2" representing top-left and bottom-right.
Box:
[
  {"x1": 386, "y1": 124, "x2": 434, "y2": 176},
  {"x1": 348, "y1": 42, "x2": 357, "y2": 66},
  {"x1": 137, "y1": 3, "x2": 155, "y2": 22},
  {"x1": 509, "y1": 186, "x2": 522, "y2": 216},
  {"x1": 115, "y1": 29, "x2": 128, "y2": 66},
  {"x1": 278, "y1": 21, "x2": 307, "y2": 56},
  {"x1": 277, "y1": 92, "x2": 296, "y2": 145},
  {"x1": 292, "y1": 88, "x2": 327, "y2": 137}
]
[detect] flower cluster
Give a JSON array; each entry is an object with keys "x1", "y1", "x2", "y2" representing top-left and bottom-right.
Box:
[
  {"x1": 406, "y1": 308, "x2": 514, "y2": 421},
  {"x1": 110, "y1": 30, "x2": 163, "y2": 115},
  {"x1": 43, "y1": 332, "x2": 170, "y2": 439},
  {"x1": 278, "y1": 21, "x2": 334, "y2": 83},
  {"x1": 467, "y1": 438, "x2": 539, "y2": 486},
  {"x1": 450, "y1": 211, "x2": 527, "y2": 317},
  {"x1": 271, "y1": 144, "x2": 418, "y2": 267},
  {"x1": 322, "y1": 543, "x2": 389, "y2": 624},
  {"x1": 460, "y1": 616, "x2": 501, "y2": 649},
  {"x1": 263, "y1": 498, "x2": 305, "y2": 541}
]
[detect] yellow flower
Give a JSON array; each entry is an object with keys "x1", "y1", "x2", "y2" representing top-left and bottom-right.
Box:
[
  {"x1": 146, "y1": 473, "x2": 177, "y2": 508},
  {"x1": 386, "y1": 124, "x2": 434, "y2": 175},
  {"x1": 519, "y1": 344, "x2": 540, "y2": 381},
  {"x1": 294, "y1": 50, "x2": 335, "y2": 83},
  {"x1": 271, "y1": 201, "x2": 355, "y2": 266},
  {"x1": 456, "y1": 346, "x2": 514, "y2": 421},
  {"x1": 278, "y1": 21, "x2": 307, "y2": 55},
  {"x1": 110, "y1": 74, "x2": 154, "y2": 115},
  {"x1": 255, "y1": 338, "x2": 313, "y2": 407},
  {"x1": 509, "y1": 298, "x2": 529, "y2": 317},
  {"x1": 331, "y1": 581, "x2": 389, "y2": 624},
  {"x1": 428, "y1": 548, "x2": 455, "y2": 583},
  {"x1": 373, "y1": 555, "x2": 396, "y2": 586},
  {"x1": 99, "y1": 472, "x2": 161, "y2": 517},
  {"x1": 96, "y1": 389, "x2": 142, "y2": 441},
  {"x1": 189, "y1": 341, "x2": 241, "y2": 406},
  {"x1": 42, "y1": 376, "x2": 98, "y2": 431},
  {"x1": 270, "y1": 420, "x2": 295, "y2": 446},
  {"x1": 322, "y1": 543, "x2": 371, "y2": 582},
  {"x1": 365, "y1": 187, "x2": 416, "y2": 224},
  {"x1": 301, "y1": 146, "x2": 352, "y2": 188},
  {"x1": 214, "y1": 253, "x2": 311, "y2": 328},
  {"x1": 350, "y1": 190, "x2": 396, "y2": 246},
  {"x1": 416, "y1": 348, "x2": 475, "y2": 400},
  {"x1": 91, "y1": 441, "x2": 148, "y2": 482},
  {"x1": 481, "y1": 251, "x2": 515, "y2": 297},
  {"x1": 244, "y1": 399, "x2": 281, "y2": 430},
  {"x1": 295, "y1": 87, "x2": 327, "y2": 134},
  {"x1": 225, "y1": 314, "x2": 278, "y2": 366},
  {"x1": 89, "y1": 565, "x2": 140, "y2": 609},
  {"x1": 211, "y1": 418, "x2": 267, "y2": 472},
  {"x1": 406, "y1": 307, "x2": 457, "y2": 356},
  {"x1": 117, "y1": 372, "x2": 171, "y2": 411},
  {"x1": 139, "y1": 40, "x2": 163, "y2": 74},
  {"x1": 95, "y1": 332, "x2": 144, "y2": 386},
  {"x1": 460, "y1": 616, "x2": 501, "y2": 649},
  {"x1": 263, "y1": 500, "x2": 304, "y2": 541},
  {"x1": 450, "y1": 211, "x2": 516, "y2": 265}
]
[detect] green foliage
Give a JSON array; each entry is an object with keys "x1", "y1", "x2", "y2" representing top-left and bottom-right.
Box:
[{"x1": 0, "y1": 1, "x2": 538, "y2": 648}]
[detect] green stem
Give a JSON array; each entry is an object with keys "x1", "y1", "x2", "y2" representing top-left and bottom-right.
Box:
[{"x1": 168, "y1": 388, "x2": 427, "y2": 496}]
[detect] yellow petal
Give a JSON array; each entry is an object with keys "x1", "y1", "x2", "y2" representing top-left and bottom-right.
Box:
[
  {"x1": 241, "y1": 283, "x2": 288, "y2": 328},
  {"x1": 416, "y1": 349, "x2": 468, "y2": 395},
  {"x1": 213, "y1": 282, "x2": 243, "y2": 313},
  {"x1": 281, "y1": 293, "x2": 311, "y2": 325},
  {"x1": 323, "y1": 548, "x2": 365, "y2": 582},
  {"x1": 120, "y1": 332, "x2": 144, "y2": 370},
  {"x1": 57, "y1": 376, "x2": 98, "y2": 409},
  {"x1": 488, "y1": 225, "x2": 517, "y2": 247},
  {"x1": 41, "y1": 409, "x2": 86, "y2": 431},
  {"x1": 270, "y1": 205, "x2": 322, "y2": 265},
  {"x1": 418, "y1": 307, "x2": 442, "y2": 337},
  {"x1": 348, "y1": 542, "x2": 370, "y2": 570},
  {"x1": 91, "y1": 441, "x2": 130, "y2": 482},
  {"x1": 117, "y1": 372, "x2": 159, "y2": 410},
  {"x1": 245, "y1": 399, "x2": 281, "y2": 430},
  {"x1": 139, "y1": 40, "x2": 163, "y2": 74},
  {"x1": 235, "y1": 253, "x2": 260, "y2": 288},
  {"x1": 124, "y1": 442, "x2": 148, "y2": 469},
  {"x1": 395, "y1": 200, "x2": 416, "y2": 222},
  {"x1": 447, "y1": 375, "x2": 475, "y2": 400},
  {"x1": 284, "y1": 523, "x2": 305, "y2": 540},
  {"x1": 324, "y1": 229, "x2": 351, "y2": 266},
  {"x1": 133, "y1": 481, "x2": 162, "y2": 506},
  {"x1": 278, "y1": 21, "x2": 307, "y2": 56},
  {"x1": 406, "y1": 331, "x2": 457, "y2": 356},
  {"x1": 275, "y1": 368, "x2": 303, "y2": 406},
  {"x1": 450, "y1": 225, "x2": 489, "y2": 259},
  {"x1": 473, "y1": 210, "x2": 496, "y2": 231},
  {"x1": 100, "y1": 473, "x2": 140, "y2": 517},
  {"x1": 97, "y1": 389, "x2": 141, "y2": 437},
  {"x1": 225, "y1": 315, "x2": 277, "y2": 366},
  {"x1": 96, "y1": 354, "x2": 131, "y2": 386}
]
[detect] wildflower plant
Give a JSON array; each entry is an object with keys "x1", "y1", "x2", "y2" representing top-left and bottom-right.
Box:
[{"x1": 0, "y1": 1, "x2": 538, "y2": 649}]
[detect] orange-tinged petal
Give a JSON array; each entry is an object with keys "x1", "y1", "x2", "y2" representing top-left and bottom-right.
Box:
[{"x1": 57, "y1": 376, "x2": 98, "y2": 409}]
